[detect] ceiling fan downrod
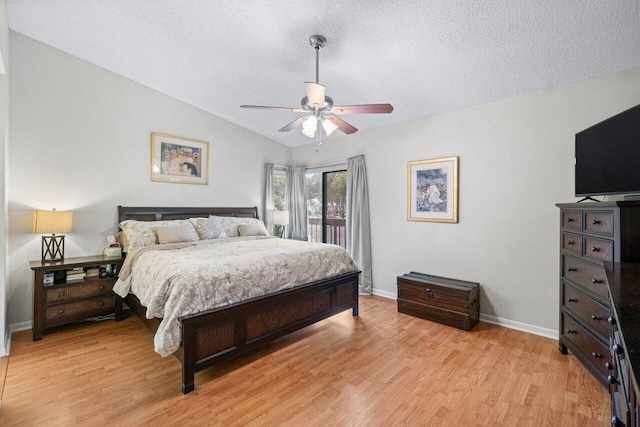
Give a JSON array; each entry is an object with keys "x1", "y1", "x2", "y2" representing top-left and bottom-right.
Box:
[{"x1": 309, "y1": 35, "x2": 326, "y2": 85}]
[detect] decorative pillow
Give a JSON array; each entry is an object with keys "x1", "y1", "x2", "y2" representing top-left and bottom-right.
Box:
[
  {"x1": 119, "y1": 219, "x2": 199, "y2": 252},
  {"x1": 156, "y1": 225, "x2": 198, "y2": 244},
  {"x1": 214, "y1": 216, "x2": 263, "y2": 238},
  {"x1": 189, "y1": 216, "x2": 227, "y2": 240},
  {"x1": 238, "y1": 222, "x2": 270, "y2": 237}
]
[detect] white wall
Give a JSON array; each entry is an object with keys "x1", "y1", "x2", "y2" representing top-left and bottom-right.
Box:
[
  {"x1": 291, "y1": 68, "x2": 640, "y2": 333},
  {"x1": 0, "y1": 0, "x2": 9, "y2": 356},
  {"x1": 7, "y1": 32, "x2": 290, "y2": 326}
]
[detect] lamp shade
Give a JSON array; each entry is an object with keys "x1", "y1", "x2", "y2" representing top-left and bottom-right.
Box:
[
  {"x1": 272, "y1": 210, "x2": 290, "y2": 226},
  {"x1": 34, "y1": 210, "x2": 73, "y2": 234}
]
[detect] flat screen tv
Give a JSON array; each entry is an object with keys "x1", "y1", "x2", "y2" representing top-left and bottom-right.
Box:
[{"x1": 575, "y1": 104, "x2": 640, "y2": 197}]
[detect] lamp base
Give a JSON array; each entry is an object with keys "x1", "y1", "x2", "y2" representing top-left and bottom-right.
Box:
[{"x1": 42, "y1": 235, "x2": 65, "y2": 261}]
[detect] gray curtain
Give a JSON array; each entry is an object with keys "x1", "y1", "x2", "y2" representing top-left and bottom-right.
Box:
[
  {"x1": 286, "y1": 166, "x2": 308, "y2": 240},
  {"x1": 346, "y1": 155, "x2": 372, "y2": 294},
  {"x1": 263, "y1": 163, "x2": 274, "y2": 234}
]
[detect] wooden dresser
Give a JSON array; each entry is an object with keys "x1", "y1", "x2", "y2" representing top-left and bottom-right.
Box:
[
  {"x1": 30, "y1": 255, "x2": 124, "y2": 340},
  {"x1": 397, "y1": 272, "x2": 479, "y2": 331},
  {"x1": 557, "y1": 201, "x2": 640, "y2": 388},
  {"x1": 606, "y1": 262, "x2": 640, "y2": 427}
]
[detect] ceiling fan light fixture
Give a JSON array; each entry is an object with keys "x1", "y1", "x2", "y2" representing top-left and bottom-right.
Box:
[
  {"x1": 322, "y1": 118, "x2": 338, "y2": 136},
  {"x1": 302, "y1": 116, "x2": 318, "y2": 137}
]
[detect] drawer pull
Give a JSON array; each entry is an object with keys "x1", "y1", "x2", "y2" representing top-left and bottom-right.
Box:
[
  {"x1": 567, "y1": 268, "x2": 577, "y2": 272},
  {"x1": 567, "y1": 241, "x2": 575, "y2": 245},
  {"x1": 99, "y1": 285, "x2": 105, "y2": 290},
  {"x1": 58, "y1": 309, "x2": 65, "y2": 315},
  {"x1": 607, "y1": 375, "x2": 618, "y2": 385},
  {"x1": 608, "y1": 316, "x2": 616, "y2": 325},
  {"x1": 58, "y1": 291, "x2": 65, "y2": 297},
  {"x1": 592, "y1": 219, "x2": 600, "y2": 225},
  {"x1": 591, "y1": 246, "x2": 600, "y2": 252},
  {"x1": 99, "y1": 302, "x2": 104, "y2": 307},
  {"x1": 566, "y1": 329, "x2": 577, "y2": 334},
  {"x1": 567, "y1": 298, "x2": 577, "y2": 303},
  {"x1": 590, "y1": 314, "x2": 600, "y2": 321},
  {"x1": 567, "y1": 218, "x2": 574, "y2": 223},
  {"x1": 612, "y1": 415, "x2": 624, "y2": 427},
  {"x1": 605, "y1": 362, "x2": 614, "y2": 370},
  {"x1": 591, "y1": 352, "x2": 602, "y2": 358},
  {"x1": 613, "y1": 344, "x2": 624, "y2": 355},
  {"x1": 591, "y1": 278, "x2": 602, "y2": 284}
]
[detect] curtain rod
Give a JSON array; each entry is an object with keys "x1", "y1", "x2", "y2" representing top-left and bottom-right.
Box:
[{"x1": 272, "y1": 162, "x2": 347, "y2": 171}]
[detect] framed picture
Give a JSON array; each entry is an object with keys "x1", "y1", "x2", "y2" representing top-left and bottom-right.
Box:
[
  {"x1": 151, "y1": 132, "x2": 209, "y2": 185},
  {"x1": 407, "y1": 156, "x2": 458, "y2": 223}
]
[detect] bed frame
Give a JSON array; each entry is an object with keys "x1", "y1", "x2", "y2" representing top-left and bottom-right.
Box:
[{"x1": 114, "y1": 206, "x2": 360, "y2": 394}]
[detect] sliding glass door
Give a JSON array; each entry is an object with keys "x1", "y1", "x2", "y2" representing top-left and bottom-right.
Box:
[{"x1": 306, "y1": 170, "x2": 347, "y2": 248}]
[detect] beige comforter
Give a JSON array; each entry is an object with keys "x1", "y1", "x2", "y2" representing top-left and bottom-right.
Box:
[{"x1": 113, "y1": 236, "x2": 359, "y2": 356}]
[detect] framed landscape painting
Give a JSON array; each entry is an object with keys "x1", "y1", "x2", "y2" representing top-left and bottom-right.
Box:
[
  {"x1": 151, "y1": 132, "x2": 209, "y2": 185},
  {"x1": 407, "y1": 156, "x2": 458, "y2": 223}
]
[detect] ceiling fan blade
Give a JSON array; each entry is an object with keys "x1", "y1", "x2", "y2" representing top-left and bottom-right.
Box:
[
  {"x1": 305, "y1": 82, "x2": 326, "y2": 108},
  {"x1": 331, "y1": 104, "x2": 394, "y2": 114},
  {"x1": 278, "y1": 116, "x2": 308, "y2": 132},
  {"x1": 326, "y1": 116, "x2": 358, "y2": 135},
  {"x1": 241, "y1": 105, "x2": 305, "y2": 112}
]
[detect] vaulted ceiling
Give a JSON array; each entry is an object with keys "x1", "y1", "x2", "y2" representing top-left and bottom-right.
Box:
[{"x1": 7, "y1": 1, "x2": 640, "y2": 147}]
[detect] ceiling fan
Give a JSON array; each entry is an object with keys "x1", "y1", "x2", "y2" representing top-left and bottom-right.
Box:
[{"x1": 241, "y1": 35, "x2": 393, "y2": 140}]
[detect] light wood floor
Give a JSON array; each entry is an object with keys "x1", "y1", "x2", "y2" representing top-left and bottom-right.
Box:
[{"x1": 0, "y1": 296, "x2": 608, "y2": 426}]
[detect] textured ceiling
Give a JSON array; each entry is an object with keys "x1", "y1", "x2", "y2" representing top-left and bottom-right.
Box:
[{"x1": 7, "y1": 1, "x2": 640, "y2": 147}]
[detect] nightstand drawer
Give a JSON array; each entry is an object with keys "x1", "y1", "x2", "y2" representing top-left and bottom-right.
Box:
[
  {"x1": 584, "y1": 210, "x2": 614, "y2": 236},
  {"x1": 583, "y1": 236, "x2": 614, "y2": 263},
  {"x1": 562, "y1": 255, "x2": 608, "y2": 300},
  {"x1": 563, "y1": 282, "x2": 609, "y2": 339},
  {"x1": 45, "y1": 280, "x2": 114, "y2": 303},
  {"x1": 44, "y1": 295, "x2": 114, "y2": 322}
]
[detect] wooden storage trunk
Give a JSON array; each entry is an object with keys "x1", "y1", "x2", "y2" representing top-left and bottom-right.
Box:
[{"x1": 397, "y1": 272, "x2": 480, "y2": 331}]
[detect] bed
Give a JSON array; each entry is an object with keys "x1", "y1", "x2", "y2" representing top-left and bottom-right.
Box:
[{"x1": 114, "y1": 206, "x2": 360, "y2": 394}]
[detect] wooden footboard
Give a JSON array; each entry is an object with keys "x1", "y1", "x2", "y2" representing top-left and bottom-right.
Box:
[{"x1": 117, "y1": 271, "x2": 360, "y2": 394}]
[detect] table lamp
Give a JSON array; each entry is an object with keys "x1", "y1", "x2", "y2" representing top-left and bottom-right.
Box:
[
  {"x1": 272, "y1": 210, "x2": 289, "y2": 238},
  {"x1": 34, "y1": 209, "x2": 73, "y2": 261}
]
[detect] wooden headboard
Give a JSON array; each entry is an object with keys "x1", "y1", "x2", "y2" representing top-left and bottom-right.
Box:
[{"x1": 118, "y1": 206, "x2": 259, "y2": 223}]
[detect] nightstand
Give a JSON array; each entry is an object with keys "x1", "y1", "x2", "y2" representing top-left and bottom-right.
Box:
[{"x1": 30, "y1": 254, "x2": 124, "y2": 341}]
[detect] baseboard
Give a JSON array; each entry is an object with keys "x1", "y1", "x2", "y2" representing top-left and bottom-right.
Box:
[
  {"x1": 371, "y1": 288, "x2": 397, "y2": 300},
  {"x1": 4, "y1": 321, "x2": 33, "y2": 356},
  {"x1": 478, "y1": 313, "x2": 557, "y2": 339},
  {"x1": 371, "y1": 287, "x2": 558, "y2": 340}
]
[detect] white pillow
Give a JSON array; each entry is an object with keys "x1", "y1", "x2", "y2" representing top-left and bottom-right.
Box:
[
  {"x1": 119, "y1": 219, "x2": 199, "y2": 252},
  {"x1": 214, "y1": 216, "x2": 263, "y2": 238},
  {"x1": 156, "y1": 225, "x2": 198, "y2": 244},
  {"x1": 238, "y1": 222, "x2": 270, "y2": 237},
  {"x1": 189, "y1": 216, "x2": 227, "y2": 240}
]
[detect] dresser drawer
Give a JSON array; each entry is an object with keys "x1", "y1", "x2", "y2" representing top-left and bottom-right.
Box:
[
  {"x1": 584, "y1": 210, "x2": 614, "y2": 236},
  {"x1": 583, "y1": 236, "x2": 614, "y2": 263},
  {"x1": 562, "y1": 210, "x2": 582, "y2": 231},
  {"x1": 563, "y1": 255, "x2": 608, "y2": 300},
  {"x1": 562, "y1": 232, "x2": 582, "y2": 255},
  {"x1": 45, "y1": 280, "x2": 114, "y2": 303},
  {"x1": 562, "y1": 312, "x2": 610, "y2": 377},
  {"x1": 44, "y1": 295, "x2": 114, "y2": 322},
  {"x1": 563, "y1": 282, "x2": 609, "y2": 339}
]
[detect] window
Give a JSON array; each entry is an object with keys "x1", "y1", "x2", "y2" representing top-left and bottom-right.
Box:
[
  {"x1": 270, "y1": 168, "x2": 286, "y2": 236},
  {"x1": 306, "y1": 170, "x2": 347, "y2": 248}
]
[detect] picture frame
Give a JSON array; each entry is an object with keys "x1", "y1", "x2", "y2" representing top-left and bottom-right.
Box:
[
  {"x1": 151, "y1": 132, "x2": 209, "y2": 185},
  {"x1": 407, "y1": 156, "x2": 458, "y2": 223}
]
